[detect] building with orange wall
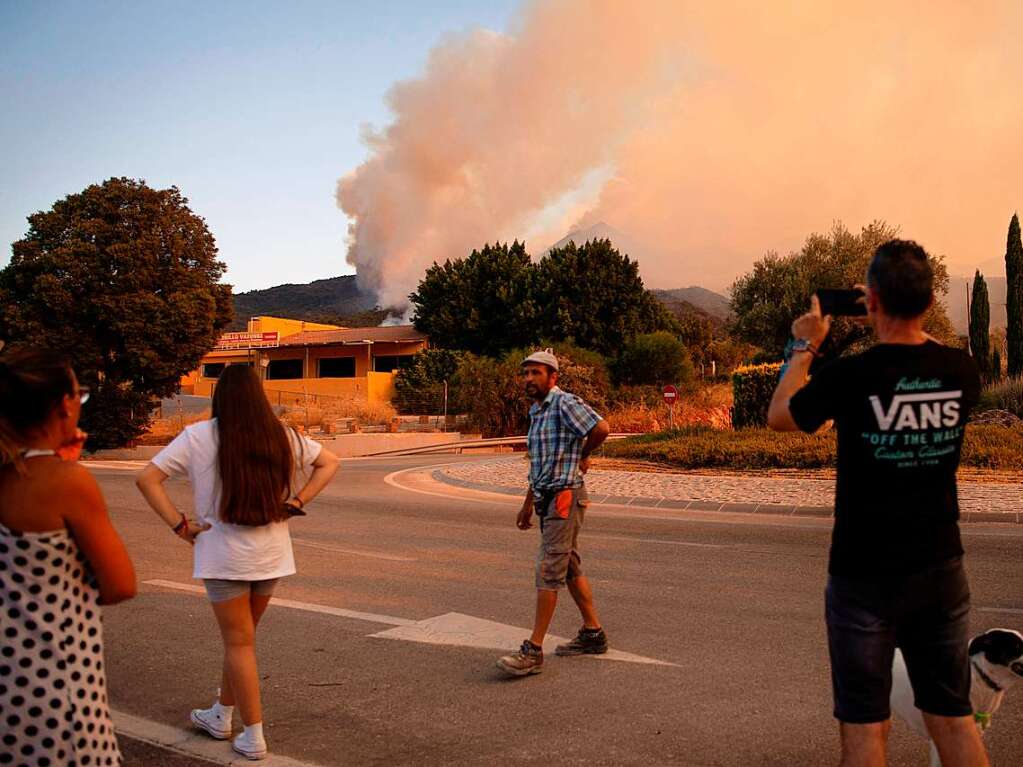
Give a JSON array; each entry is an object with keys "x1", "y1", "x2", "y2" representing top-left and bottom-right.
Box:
[{"x1": 180, "y1": 316, "x2": 428, "y2": 403}]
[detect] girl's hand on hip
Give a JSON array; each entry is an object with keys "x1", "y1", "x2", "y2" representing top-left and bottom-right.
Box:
[{"x1": 177, "y1": 519, "x2": 211, "y2": 545}]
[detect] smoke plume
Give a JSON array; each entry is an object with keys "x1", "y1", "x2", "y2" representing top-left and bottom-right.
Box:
[{"x1": 338, "y1": 1, "x2": 1023, "y2": 306}]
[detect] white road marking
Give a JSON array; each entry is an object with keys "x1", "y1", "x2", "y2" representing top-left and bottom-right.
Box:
[
  {"x1": 382, "y1": 462, "x2": 513, "y2": 505},
  {"x1": 113, "y1": 708, "x2": 325, "y2": 766},
  {"x1": 977, "y1": 606, "x2": 1023, "y2": 616},
  {"x1": 144, "y1": 579, "x2": 673, "y2": 666},
  {"x1": 371, "y1": 612, "x2": 676, "y2": 666},
  {"x1": 144, "y1": 579, "x2": 414, "y2": 627},
  {"x1": 291, "y1": 537, "x2": 416, "y2": 562}
]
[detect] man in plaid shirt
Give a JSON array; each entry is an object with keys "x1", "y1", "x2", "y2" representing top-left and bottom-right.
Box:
[{"x1": 497, "y1": 349, "x2": 611, "y2": 677}]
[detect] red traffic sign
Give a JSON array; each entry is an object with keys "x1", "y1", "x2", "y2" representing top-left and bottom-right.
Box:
[{"x1": 662, "y1": 385, "x2": 679, "y2": 404}]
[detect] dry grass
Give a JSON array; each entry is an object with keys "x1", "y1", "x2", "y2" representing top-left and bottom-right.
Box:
[
  {"x1": 139, "y1": 411, "x2": 210, "y2": 445},
  {"x1": 591, "y1": 457, "x2": 1023, "y2": 484},
  {"x1": 691, "y1": 383, "x2": 734, "y2": 409},
  {"x1": 978, "y1": 376, "x2": 1023, "y2": 417},
  {"x1": 142, "y1": 393, "x2": 399, "y2": 443},
  {"x1": 280, "y1": 396, "x2": 398, "y2": 431},
  {"x1": 604, "y1": 424, "x2": 1023, "y2": 471},
  {"x1": 604, "y1": 403, "x2": 661, "y2": 433},
  {"x1": 605, "y1": 383, "x2": 733, "y2": 433},
  {"x1": 605, "y1": 426, "x2": 835, "y2": 468}
]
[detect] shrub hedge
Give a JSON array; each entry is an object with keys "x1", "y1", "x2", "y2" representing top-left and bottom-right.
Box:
[
  {"x1": 730, "y1": 362, "x2": 783, "y2": 429},
  {"x1": 960, "y1": 424, "x2": 1023, "y2": 469},
  {"x1": 604, "y1": 425, "x2": 1023, "y2": 471}
]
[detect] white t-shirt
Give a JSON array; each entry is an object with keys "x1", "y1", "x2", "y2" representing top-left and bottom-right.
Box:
[{"x1": 151, "y1": 418, "x2": 322, "y2": 581}]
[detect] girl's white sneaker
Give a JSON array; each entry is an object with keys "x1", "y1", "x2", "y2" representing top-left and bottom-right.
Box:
[
  {"x1": 190, "y1": 706, "x2": 232, "y2": 740},
  {"x1": 233, "y1": 729, "x2": 268, "y2": 761}
]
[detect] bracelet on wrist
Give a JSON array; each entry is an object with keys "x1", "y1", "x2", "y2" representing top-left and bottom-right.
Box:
[
  {"x1": 791, "y1": 339, "x2": 820, "y2": 358},
  {"x1": 172, "y1": 514, "x2": 188, "y2": 536}
]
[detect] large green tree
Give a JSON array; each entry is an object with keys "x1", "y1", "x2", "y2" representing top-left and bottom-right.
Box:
[
  {"x1": 392, "y1": 348, "x2": 465, "y2": 415},
  {"x1": 409, "y1": 241, "x2": 537, "y2": 357},
  {"x1": 535, "y1": 239, "x2": 674, "y2": 356},
  {"x1": 669, "y1": 310, "x2": 715, "y2": 367},
  {"x1": 1005, "y1": 213, "x2": 1023, "y2": 376},
  {"x1": 969, "y1": 270, "x2": 991, "y2": 382},
  {"x1": 614, "y1": 331, "x2": 695, "y2": 388},
  {"x1": 410, "y1": 238, "x2": 673, "y2": 358},
  {"x1": 454, "y1": 342, "x2": 612, "y2": 437},
  {"x1": 0, "y1": 177, "x2": 233, "y2": 448},
  {"x1": 729, "y1": 221, "x2": 955, "y2": 359}
]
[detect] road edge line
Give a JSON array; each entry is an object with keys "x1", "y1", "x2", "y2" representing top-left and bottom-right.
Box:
[{"x1": 143, "y1": 579, "x2": 416, "y2": 627}]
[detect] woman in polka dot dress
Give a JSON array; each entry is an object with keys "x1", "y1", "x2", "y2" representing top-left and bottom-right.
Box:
[{"x1": 0, "y1": 349, "x2": 137, "y2": 766}]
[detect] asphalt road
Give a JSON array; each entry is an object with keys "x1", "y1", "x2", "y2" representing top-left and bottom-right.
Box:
[{"x1": 87, "y1": 456, "x2": 1022, "y2": 766}]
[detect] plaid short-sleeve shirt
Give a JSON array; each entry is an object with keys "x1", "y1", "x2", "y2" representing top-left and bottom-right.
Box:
[{"x1": 527, "y1": 386, "x2": 602, "y2": 495}]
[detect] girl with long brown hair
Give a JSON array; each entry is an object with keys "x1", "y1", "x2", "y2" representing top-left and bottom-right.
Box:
[
  {"x1": 0, "y1": 348, "x2": 136, "y2": 766},
  {"x1": 136, "y1": 364, "x2": 339, "y2": 761}
]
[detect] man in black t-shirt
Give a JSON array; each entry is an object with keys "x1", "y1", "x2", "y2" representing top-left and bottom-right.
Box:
[{"x1": 767, "y1": 240, "x2": 989, "y2": 767}]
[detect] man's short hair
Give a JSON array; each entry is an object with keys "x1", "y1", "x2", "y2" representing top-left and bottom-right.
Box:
[{"x1": 867, "y1": 239, "x2": 934, "y2": 319}]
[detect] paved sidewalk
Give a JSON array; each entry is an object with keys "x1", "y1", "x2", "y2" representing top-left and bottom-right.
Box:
[{"x1": 435, "y1": 457, "x2": 1021, "y2": 523}]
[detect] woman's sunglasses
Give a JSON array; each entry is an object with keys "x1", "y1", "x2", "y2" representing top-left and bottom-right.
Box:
[{"x1": 77, "y1": 386, "x2": 90, "y2": 404}]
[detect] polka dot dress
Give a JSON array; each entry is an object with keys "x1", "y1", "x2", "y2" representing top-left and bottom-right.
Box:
[{"x1": 0, "y1": 523, "x2": 120, "y2": 766}]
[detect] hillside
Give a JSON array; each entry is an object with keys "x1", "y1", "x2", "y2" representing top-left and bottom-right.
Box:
[
  {"x1": 650, "y1": 287, "x2": 731, "y2": 320},
  {"x1": 547, "y1": 222, "x2": 640, "y2": 256},
  {"x1": 230, "y1": 275, "x2": 380, "y2": 330},
  {"x1": 549, "y1": 223, "x2": 732, "y2": 321},
  {"x1": 229, "y1": 270, "x2": 732, "y2": 334}
]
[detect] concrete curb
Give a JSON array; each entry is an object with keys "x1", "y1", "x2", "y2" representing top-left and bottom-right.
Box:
[
  {"x1": 113, "y1": 709, "x2": 324, "y2": 767},
  {"x1": 430, "y1": 469, "x2": 1022, "y2": 525}
]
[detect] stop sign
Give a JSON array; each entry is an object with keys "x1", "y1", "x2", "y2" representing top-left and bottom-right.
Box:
[{"x1": 662, "y1": 385, "x2": 679, "y2": 404}]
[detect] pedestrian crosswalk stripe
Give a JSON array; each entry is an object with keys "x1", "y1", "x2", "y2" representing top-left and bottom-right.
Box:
[{"x1": 144, "y1": 579, "x2": 675, "y2": 666}]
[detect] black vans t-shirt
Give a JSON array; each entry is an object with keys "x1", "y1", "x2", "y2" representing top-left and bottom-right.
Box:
[{"x1": 789, "y1": 341, "x2": 981, "y2": 577}]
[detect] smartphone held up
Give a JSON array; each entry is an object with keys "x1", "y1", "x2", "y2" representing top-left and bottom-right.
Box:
[{"x1": 816, "y1": 288, "x2": 867, "y2": 317}]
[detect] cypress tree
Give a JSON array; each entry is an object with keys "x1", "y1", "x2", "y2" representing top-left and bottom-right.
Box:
[
  {"x1": 969, "y1": 271, "x2": 991, "y2": 381},
  {"x1": 1006, "y1": 213, "x2": 1023, "y2": 376},
  {"x1": 992, "y1": 349, "x2": 1002, "y2": 382}
]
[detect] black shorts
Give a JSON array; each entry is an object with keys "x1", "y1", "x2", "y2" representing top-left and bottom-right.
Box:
[{"x1": 825, "y1": 556, "x2": 972, "y2": 724}]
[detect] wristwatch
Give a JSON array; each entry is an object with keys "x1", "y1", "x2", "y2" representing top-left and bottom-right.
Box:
[{"x1": 790, "y1": 339, "x2": 819, "y2": 357}]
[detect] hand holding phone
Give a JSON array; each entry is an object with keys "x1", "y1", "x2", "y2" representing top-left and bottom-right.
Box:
[{"x1": 816, "y1": 288, "x2": 867, "y2": 317}]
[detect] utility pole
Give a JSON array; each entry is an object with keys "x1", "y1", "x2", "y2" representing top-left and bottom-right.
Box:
[
  {"x1": 443, "y1": 380, "x2": 449, "y2": 433},
  {"x1": 965, "y1": 279, "x2": 972, "y2": 354}
]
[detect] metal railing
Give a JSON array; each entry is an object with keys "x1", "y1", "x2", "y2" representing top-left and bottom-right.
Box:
[{"x1": 365, "y1": 433, "x2": 633, "y2": 457}]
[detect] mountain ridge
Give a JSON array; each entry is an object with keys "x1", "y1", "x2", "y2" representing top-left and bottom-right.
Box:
[
  {"x1": 230, "y1": 222, "x2": 732, "y2": 330},
  {"x1": 230, "y1": 275, "x2": 380, "y2": 330},
  {"x1": 230, "y1": 274, "x2": 732, "y2": 331}
]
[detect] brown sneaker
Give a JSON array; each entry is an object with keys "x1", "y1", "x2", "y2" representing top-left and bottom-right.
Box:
[
  {"x1": 496, "y1": 640, "x2": 544, "y2": 676},
  {"x1": 555, "y1": 627, "x2": 608, "y2": 656}
]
